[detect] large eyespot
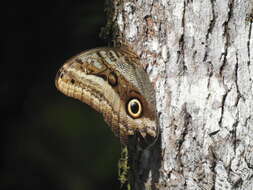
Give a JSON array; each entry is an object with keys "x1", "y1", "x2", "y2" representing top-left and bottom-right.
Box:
[{"x1": 127, "y1": 98, "x2": 142, "y2": 118}]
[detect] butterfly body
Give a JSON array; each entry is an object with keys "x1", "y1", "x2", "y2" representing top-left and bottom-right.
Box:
[{"x1": 55, "y1": 47, "x2": 157, "y2": 144}]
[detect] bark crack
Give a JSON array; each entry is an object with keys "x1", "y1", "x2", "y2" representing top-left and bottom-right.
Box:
[
  {"x1": 209, "y1": 129, "x2": 220, "y2": 137},
  {"x1": 178, "y1": 112, "x2": 191, "y2": 152},
  {"x1": 218, "y1": 0, "x2": 234, "y2": 132},
  {"x1": 210, "y1": 147, "x2": 218, "y2": 190},
  {"x1": 177, "y1": 105, "x2": 192, "y2": 173},
  {"x1": 231, "y1": 119, "x2": 239, "y2": 153},
  {"x1": 234, "y1": 51, "x2": 243, "y2": 106},
  {"x1": 218, "y1": 89, "x2": 230, "y2": 128},
  {"x1": 203, "y1": 0, "x2": 216, "y2": 62},
  {"x1": 177, "y1": 1, "x2": 186, "y2": 74},
  {"x1": 231, "y1": 52, "x2": 241, "y2": 154},
  {"x1": 247, "y1": 12, "x2": 252, "y2": 67},
  {"x1": 234, "y1": 52, "x2": 247, "y2": 107},
  {"x1": 219, "y1": 0, "x2": 234, "y2": 76},
  {"x1": 207, "y1": 61, "x2": 214, "y2": 88},
  {"x1": 244, "y1": 116, "x2": 251, "y2": 127},
  {"x1": 245, "y1": 154, "x2": 253, "y2": 169},
  {"x1": 149, "y1": 0, "x2": 155, "y2": 14}
]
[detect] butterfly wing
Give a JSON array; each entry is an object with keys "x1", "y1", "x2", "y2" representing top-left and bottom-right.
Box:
[{"x1": 55, "y1": 47, "x2": 158, "y2": 145}]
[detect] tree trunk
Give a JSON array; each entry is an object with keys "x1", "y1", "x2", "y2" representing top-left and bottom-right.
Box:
[{"x1": 102, "y1": 0, "x2": 253, "y2": 189}]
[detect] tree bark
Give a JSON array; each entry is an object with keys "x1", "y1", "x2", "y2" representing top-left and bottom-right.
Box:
[{"x1": 102, "y1": 0, "x2": 253, "y2": 189}]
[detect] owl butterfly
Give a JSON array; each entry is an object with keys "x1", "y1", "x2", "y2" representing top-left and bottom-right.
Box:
[{"x1": 55, "y1": 47, "x2": 158, "y2": 146}]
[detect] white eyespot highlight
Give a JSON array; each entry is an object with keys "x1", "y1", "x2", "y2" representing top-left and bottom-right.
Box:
[{"x1": 127, "y1": 98, "x2": 142, "y2": 118}]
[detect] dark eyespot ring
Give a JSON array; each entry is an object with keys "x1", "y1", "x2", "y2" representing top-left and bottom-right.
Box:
[
  {"x1": 127, "y1": 98, "x2": 142, "y2": 118},
  {"x1": 108, "y1": 72, "x2": 117, "y2": 86}
]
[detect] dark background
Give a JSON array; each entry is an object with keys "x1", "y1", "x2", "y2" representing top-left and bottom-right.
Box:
[{"x1": 2, "y1": 1, "x2": 121, "y2": 190}]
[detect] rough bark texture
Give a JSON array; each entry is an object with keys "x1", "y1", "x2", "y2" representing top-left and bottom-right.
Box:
[{"x1": 102, "y1": 0, "x2": 253, "y2": 189}]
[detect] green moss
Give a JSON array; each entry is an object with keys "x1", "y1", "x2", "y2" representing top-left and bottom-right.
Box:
[{"x1": 118, "y1": 146, "x2": 130, "y2": 189}]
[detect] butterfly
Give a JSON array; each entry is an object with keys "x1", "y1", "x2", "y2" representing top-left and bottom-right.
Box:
[{"x1": 55, "y1": 47, "x2": 158, "y2": 146}]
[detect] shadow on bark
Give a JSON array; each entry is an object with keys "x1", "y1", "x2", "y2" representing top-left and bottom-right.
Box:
[{"x1": 127, "y1": 133, "x2": 162, "y2": 190}]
